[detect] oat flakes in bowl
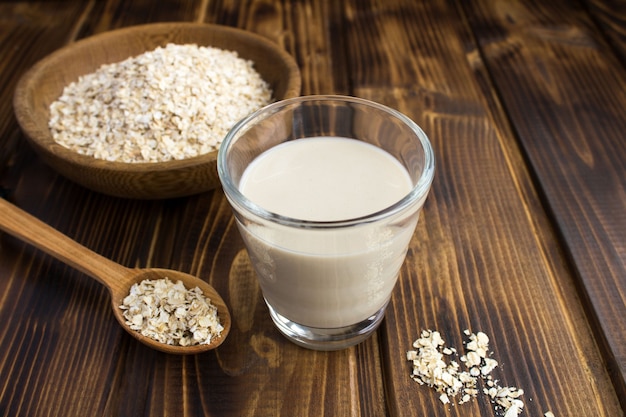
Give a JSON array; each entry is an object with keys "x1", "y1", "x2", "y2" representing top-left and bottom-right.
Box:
[{"x1": 13, "y1": 22, "x2": 301, "y2": 199}]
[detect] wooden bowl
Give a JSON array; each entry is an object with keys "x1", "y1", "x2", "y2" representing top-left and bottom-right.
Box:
[{"x1": 13, "y1": 23, "x2": 301, "y2": 199}]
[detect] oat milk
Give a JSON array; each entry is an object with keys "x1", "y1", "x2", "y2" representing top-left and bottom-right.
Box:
[{"x1": 238, "y1": 137, "x2": 418, "y2": 328}]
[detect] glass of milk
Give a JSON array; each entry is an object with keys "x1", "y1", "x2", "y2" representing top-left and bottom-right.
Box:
[{"x1": 218, "y1": 95, "x2": 435, "y2": 350}]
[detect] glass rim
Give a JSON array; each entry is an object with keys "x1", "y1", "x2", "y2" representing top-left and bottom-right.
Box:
[{"x1": 217, "y1": 94, "x2": 435, "y2": 229}]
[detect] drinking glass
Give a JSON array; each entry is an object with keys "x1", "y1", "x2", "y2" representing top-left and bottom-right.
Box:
[{"x1": 218, "y1": 95, "x2": 435, "y2": 350}]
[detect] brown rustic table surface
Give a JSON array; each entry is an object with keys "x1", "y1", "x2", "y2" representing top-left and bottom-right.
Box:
[{"x1": 0, "y1": 1, "x2": 624, "y2": 416}]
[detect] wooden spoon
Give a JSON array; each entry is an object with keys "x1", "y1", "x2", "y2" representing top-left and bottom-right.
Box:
[{"x1": 0, "y1": 198, "x2": 230, "y2": 354}]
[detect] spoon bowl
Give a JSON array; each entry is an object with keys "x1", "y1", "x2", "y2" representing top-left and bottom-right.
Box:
[
  {"x1": 109, "y1": 268, "x2": 231, "y2": 354},
  {"x1": 0, "y1": 198, "x2": 231, "y2": 354}
]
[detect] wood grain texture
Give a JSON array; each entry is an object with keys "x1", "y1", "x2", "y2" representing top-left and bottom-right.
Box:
[
  {"x1": 216, "y1": 0, "x2": 352, "y2": 96},
  {"x1": 0, "y1": 1, "x2": 90, "y2": 179},
  {"x1": 583, "y1": 0, "x2": 626, "y2": 64},
  {"x1": 340, "y1": 1, "x2": 622, "y2": 416},
  {"x1": 0, "y1": 0, "x2": 624, "y2": 416},
  {"x1": 3, "y1": 2, "x2": 378, "y2": 414},
  {"x1": 461, "y1": 0, "x2": 626, "y2": 405}
]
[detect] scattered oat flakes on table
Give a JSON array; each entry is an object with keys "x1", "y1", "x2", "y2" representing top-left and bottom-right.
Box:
[{"x1": 407, "y1": 329, "x2": 529, "y2": 417}]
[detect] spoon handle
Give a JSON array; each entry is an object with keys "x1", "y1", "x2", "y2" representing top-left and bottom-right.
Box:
[{"x1": 0, "y1": 197, "x2": 129, "y2": 293}]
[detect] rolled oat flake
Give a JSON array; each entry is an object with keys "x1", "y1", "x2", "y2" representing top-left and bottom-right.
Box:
[
  {"x1": 119, "y1": 277, "x2": 223, "y2": 346},
  {"x1": 49, "y1": 43, "x2": 272, "y2": 163}
]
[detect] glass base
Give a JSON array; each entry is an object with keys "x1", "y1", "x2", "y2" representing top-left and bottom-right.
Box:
[{"x1": 266, "y1": 302, "x2": 388, "y2": 351}]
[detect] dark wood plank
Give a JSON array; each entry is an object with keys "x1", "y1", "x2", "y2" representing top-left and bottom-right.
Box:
[
  {"x1": 0, "y1": 16, "x2": 105, "y2": 415},
  {"x1": 461, "y1": 0, "x2": 626, "y2": 405},
  {"x1": 1, "y1": 1, "x2": 228, "y2": 416},
  {"x1": 341, "y1": 0, "x2": 623, "y2": 416},
  {"x1": 2, "y1": 0, "x2": 624, "y2": 416},
  {"x1": 583, "y1": 0, "x2": 626, "y2": 64},
  {"x1": 208, "y1": 0, "x2": 351, "y2": 96},
  {"x1": 1, "y1": 1, "x2": 383, "y2": 416},
  {"x1": 74, "y1": 0, "x2": 203, "y2": 37},
  {"x1": 0, "y1": 1, "x2": 92, "y2": 179},
  {"x1": 202, "y1": 2, "x2": 385, "y2": 415},
  {"x1": 204, "y1": 2, "x2": 382, "y2": 415}
]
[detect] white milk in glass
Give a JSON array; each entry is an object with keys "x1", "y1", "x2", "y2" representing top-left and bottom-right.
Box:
[{"x1": 238, "y1": 137, "x2": 419, "y2": 328}]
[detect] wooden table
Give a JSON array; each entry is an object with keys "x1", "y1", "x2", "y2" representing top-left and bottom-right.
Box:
[{"x1": 1, "y1": 1, "x2": 624, "y2": 416}]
